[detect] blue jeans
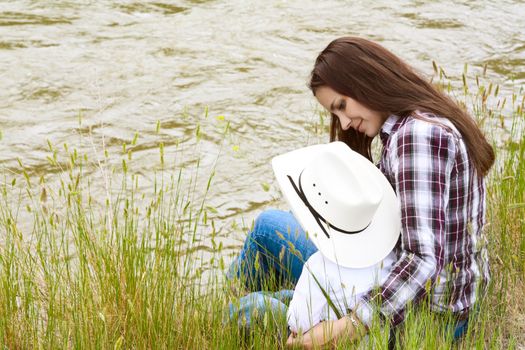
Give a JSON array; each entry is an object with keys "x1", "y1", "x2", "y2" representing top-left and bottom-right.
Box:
[
  {"x1": 226, "y1": 209, "x2": 471, "y2": 341},
  {"x1": 226, "y1": 209, "x2": 318, "y2": 291},
  {"x1": 226, "y1": 209, "x2": 316, "y2": 337},
  {"x1": 226, "y1": 289, "x2": 293, "y2": 335}
]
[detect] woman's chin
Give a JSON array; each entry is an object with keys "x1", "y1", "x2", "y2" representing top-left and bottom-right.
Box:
[{"x1": 364, "y1": 129, "x2": 380, "y2": 138}]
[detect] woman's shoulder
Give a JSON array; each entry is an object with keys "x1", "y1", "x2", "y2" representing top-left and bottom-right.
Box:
[{"x1": 394, "y1": 111, "x2": 461, "y2": 142}]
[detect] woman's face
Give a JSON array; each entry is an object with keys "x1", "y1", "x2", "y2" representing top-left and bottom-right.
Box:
[{"x1": 315, "y1": 86, "x2": 387, "y2": 138}]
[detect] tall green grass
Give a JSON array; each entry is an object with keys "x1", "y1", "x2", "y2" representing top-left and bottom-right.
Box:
[{"x1": 0, "y1": 68, "x2": 523, "y2": 349}]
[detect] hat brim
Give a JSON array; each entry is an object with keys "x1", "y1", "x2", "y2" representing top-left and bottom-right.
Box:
[{"x1": 272, "y1": 142, "x2": 401, "y2": 268}]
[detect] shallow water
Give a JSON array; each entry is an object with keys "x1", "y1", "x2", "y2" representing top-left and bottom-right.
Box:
[{"x1": 1, "y1": 0, "x2": 524, "y2": 262}]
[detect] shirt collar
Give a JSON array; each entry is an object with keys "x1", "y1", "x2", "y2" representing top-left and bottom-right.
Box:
[{"x1": 379, "y1": 114, "x2": 401, "y2": 145}]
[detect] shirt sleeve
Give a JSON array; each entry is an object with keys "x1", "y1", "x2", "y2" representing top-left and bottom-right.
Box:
[{"x1": 354, "y1": 120, "x2": 456, "y2": 327}]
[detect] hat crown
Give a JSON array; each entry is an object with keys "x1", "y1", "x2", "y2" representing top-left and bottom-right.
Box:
[
  {"x1": 271, "y1": 141, "x2": 401, "y2": 268},
  {"x1": 300, "y1": 151, "x2": 383, "y2": 232}
]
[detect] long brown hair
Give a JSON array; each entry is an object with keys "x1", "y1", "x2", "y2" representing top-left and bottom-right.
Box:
[{"x1": 309, "y1": 37, "x2": 494, "y2": 176}]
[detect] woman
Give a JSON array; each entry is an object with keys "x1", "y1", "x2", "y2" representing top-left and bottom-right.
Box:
[{"x1": 227, "y1": 36, "x2": 494, "y2": 347}]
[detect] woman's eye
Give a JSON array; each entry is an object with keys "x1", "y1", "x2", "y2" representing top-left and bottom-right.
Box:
[{"x1": 338, "y1": 101, "x2": 346, "y2": 110}]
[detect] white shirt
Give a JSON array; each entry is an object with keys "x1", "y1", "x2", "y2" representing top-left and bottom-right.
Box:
[{"x1": 287, "y1": 251, "x2": 396, "y2": 334}]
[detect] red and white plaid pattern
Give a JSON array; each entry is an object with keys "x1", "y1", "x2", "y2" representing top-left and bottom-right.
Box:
[{"x1": 355, "y1": 113, "x2": 490, "y2": 327}]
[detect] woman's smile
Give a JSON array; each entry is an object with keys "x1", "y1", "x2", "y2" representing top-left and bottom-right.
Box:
[{"x1": 355, "y1": 119, "x2": 363, "y2": 132}]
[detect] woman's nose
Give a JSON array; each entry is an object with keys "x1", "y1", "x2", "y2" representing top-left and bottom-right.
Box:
[{"x1": 341, "y1": 117, "x2": 352, "y2": 130}]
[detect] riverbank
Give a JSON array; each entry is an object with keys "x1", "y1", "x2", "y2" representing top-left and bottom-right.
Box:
[{"x1": 0, "y1": 73, "x2": 523, "y2": 348}]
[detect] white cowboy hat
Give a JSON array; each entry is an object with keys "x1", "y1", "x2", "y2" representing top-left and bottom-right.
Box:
[{"x1": 271, "y1": 141, "x2": 400, "y2": 268}]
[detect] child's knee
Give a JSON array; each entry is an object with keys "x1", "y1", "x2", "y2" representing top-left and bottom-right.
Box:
[
  {"x1": 251, "y1": 209, "x2": 287, "y2": 241},
  {"x1": 253, "y1": 209, "x2": 283, "y2": 230}
]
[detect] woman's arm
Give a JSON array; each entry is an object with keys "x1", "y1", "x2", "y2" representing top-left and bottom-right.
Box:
[{"x1": 354, "y1": 120, "x2": 456, "y2": 327}]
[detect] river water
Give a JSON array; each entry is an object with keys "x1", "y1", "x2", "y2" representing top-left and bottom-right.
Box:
[{"x1": 1, "y1": 1, "x2": 524, "y2": 265}]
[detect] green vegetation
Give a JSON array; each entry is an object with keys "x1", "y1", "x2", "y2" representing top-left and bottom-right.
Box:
[{"x1": 0, "y1": 69, "x2": 523, "y2": 349}]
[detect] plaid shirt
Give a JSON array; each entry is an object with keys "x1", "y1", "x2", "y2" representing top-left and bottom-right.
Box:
[{"x1": 354, "y1": 113, "x2": 490, "y2": 327}]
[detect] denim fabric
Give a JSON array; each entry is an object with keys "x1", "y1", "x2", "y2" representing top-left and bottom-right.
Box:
[
  {"x1": 453, "y1": 318, "x2": 469, "y2": 339},
  {"x1": 227, "y1": 209, "x2": 318, "y2": 291},
  {"x1": 227, "y1": 290, "x2": 293, "y2": 327}
]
